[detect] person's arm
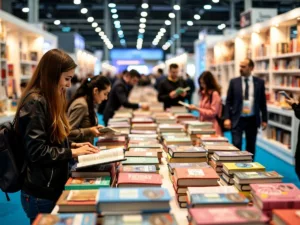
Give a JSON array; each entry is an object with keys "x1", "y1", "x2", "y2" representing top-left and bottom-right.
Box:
[
  {"x1": 198, "y1": 92, "x2": 221, "y2": 119},
  {"x1": 68, "y1": 101, "x2": 93, "y2": 139},
  {"x1": 158, "y1": 81, "x2": 171, "y2": 102},
  {"x1": 260, "y1": 80, "x2": 268, "y2": 123},
  {"x1": 20, "y1": 98, "x2": 73, "y2": 165},
  {"x1": 292, "y1": 103, "x2": 300, "y2": 120},
  {"x1": 224, "y1": 79, "x2": 234, "y2": 120},
  {"x1": 115, "y1": 85, "x2": 139, "y2": 109}
]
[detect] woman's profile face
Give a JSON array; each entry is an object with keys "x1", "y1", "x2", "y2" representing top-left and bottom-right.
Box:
[
  {"x1": 200, "y1": 78, "x2": 206, "y2": 90},
  {"x1": 58, "y1": 69, "x2": 75, "y2": 95},
  {"x1": 93, "y1": 85, "x2": 111, "y2": 104}
]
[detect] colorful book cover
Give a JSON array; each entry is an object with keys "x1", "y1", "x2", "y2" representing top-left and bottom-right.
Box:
[
  {"x1": 223, "y1": 162, "x2": 265, "y2": 174},
  {"x1": 33, "y1": 214, "x2": 97, "y2": 225},
  {"x1": 190, "y1": 193, "x2": 249, "y2": 206},
  {"x1": 234, "y1": 171, "x2": 283, "y2": 184},
  {"x1": 273, "y1": 209, "x2": 300, "y2": 225},
  {"x1": 65, "y1": 177, "x2": 110, "y2": 190},
  {"x1": 128, "y1": 143, "x2": 162, "y2": 149},
  {"x1": 187, "y1": 186, "x2": 238, "y2": 195},
  {"x1": 168, "y1": 146, "x2": 207, "y2": 158},
  {"x1": 168, "y1": 162, "x2": 210, "y2": 174},
  {"x1": 122, "y1": 157, "x2": 159, "y2": 165},
  {"x1": 120, "y1": 165, "x2": 158, "y2": 173},
  {"x1": 214, "y1": 151, "x2": 253, "y2": 158},
  {"x1": 189, "y1": 207, "x2": 268, "y2": 225},
  {"x1": 125, "y1": 151, "x2": 158, "y2": 158},
  {"x1": 167, "y1": 153, "x2": 207, "y2": 163},
  {"x1": 103, "y1": 214, "x2": 178, "y2": 225},
  {"x1": 117, "y1": 173, "x2": 162, "y2": 186}
]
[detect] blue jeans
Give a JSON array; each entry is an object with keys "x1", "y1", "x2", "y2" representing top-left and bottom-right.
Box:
[{"x1": 20, "y1": 190, "x2": 55, "y2": 224}]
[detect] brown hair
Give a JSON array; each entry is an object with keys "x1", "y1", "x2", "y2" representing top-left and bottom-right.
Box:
[
  {"x1": 198, "y1": 71, "x2": 221, "y2": 95},
  {"x1": 16, "y1": 49, "x2": 77, "y2": 143},
  {"x1": 169, "y1": 63, "x2": 178, "y2": 70}
]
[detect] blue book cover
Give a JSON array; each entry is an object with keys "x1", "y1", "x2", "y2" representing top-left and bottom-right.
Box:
[
  {"x1": 103, "y1": 214, "x2": 178, "y2": 225},
  {"x1": 96, "y1": 187, "x2": 171, "y2": 203},
  {"x1": 191, "y1": 193, "x2": 249, "y2": 206},
  {"x1": 33, "y1": 213, "x2": 96, "y2": 225}
]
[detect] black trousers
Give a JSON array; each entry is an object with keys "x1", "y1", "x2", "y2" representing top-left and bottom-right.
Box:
[{"x1": 231, "y1": 116, "x2": 258, "y2": 157}]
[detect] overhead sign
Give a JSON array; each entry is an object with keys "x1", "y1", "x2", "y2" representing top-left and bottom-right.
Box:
[{"x1": 240, "y1": 8, "x2": 278, "y2": 28}]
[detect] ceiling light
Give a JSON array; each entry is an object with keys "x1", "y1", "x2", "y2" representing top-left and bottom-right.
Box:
[
  {"x1": 158, "y1": 31, "x2": 164, "y2": 36},
  {"x1": 120, "y1": 39, "x2": 126, "y2": 44},
  {"x1": 81, "y1": 8, "x2": 88, "y2": 14},
  {"x1": 99, "y1": 31, "x2": 105, "y2": 36},
  {"x1": 119, "y1": 34, "x2": 124, "y2": 38},
  {"x1": 160, "y1": 28, "x2": 166, "y2": 33},
  {"x1": 111, "y1": 8, "x2": 117, "y2": 13},
  {"x1": 95, "y1": 27, "x2": 101, "y2": 32},
  {"x1": 141, "y1": 11, "x2": 148, "y2": 17},
  {"x1": 141, "y1": 3, "x2": 149, "y2": 9},
  {"x1": 194, "y1": 14, "x2": 201, "y2": 20},
  {"x1": 92, "y1": 22, "x2": 98, "y2": 28},
  {"x1": 114, "y1": 20, "x2": 120, "y2": 25},
  {"x1": 118, "y1": 30, "x2": 123, "y2": 35},
  {"x1": 112, "y1": 14, "x2": 118, "y2": 19},
  {"x1": 204, "y1": 5, "x2": 212, "y2": 10},
  {"x1": 73, "y1": 0, "x2": 81, "y2": 4},
  {"x1": 108, "y1": 3, "x2": 116, "y2": 8},
  {"x1": 152, "y1": 41, "x2": 158, "y2": 46},
  {"x1": 87, "y1": 17, "x2": 94, "y2": 22},
  {"x1": 173, "y1": 5, "x2": 181, "y2": 10},
  {"x1": 212, "y1": 0, "x2": 219, "y2": 3},
  {"x1": 140, "y1": 18, "x2": 146, "y2": 23},
  {"x1": 187, "y1": 21, "x2": 193, "y2": 26},
  {"x1": 22, "y1": 7, "x2": 29, "y2": 13},
  {"x1": 139, "y1": 28, "x2": 145, "y2": 33},
  {"x1": 169, "y1": 13, "x2": 175, "y2": 19},
  {"x1": 140, "y1": 24, "x2": 146, "y2": 29},
  {"x1": 165, "y1": 20, "x2": 171, "y2": 25},
  {"x1": 54, "y1": 20, "x2": 61, "y2": 25},
  {"x1": 115, "y1": 24, "x2": 121, "y2": 29}
]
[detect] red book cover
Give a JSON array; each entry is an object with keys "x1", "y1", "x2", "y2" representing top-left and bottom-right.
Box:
[
  {"x1": 117, "y1": 172, "x2": 162, "y2": 187},
  {"x1": 273, "y1": 209, "x2": 300, "y2": 225}
]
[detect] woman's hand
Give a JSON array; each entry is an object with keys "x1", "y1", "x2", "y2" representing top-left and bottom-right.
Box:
[
  {"x1": 286, "y1": 98, "x2": 298, "y2": 106},
  {"x1": 72, "y1": 142, "x2": 98, "y2": 150},
  {"x1": 188, "y1": 104, "x2": 197, "y2": 110},
  {"x1": 89, "y1": 126, "x2": 101, "y2": 137},
  {"x1": 71, "y1": 145, "x2": 99, "y2": 158}
]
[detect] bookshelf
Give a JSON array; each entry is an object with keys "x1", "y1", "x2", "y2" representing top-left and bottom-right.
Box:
[
  {"x1": 202, "y1": 7, "x2": 300, "y2": 165},
  {"x1": 0, "y1": 9, "x2": 57, "y2": 124},
  {"x1": 69, "y1": 49, "x2": 97, "y2": 78}
]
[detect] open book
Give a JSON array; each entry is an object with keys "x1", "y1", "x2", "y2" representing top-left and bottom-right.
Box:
[
  {"x1": 175, "y1": 87, "x2": 190, "y2": 95},
  {"x1": 99, "y1": 127, "x2": 120, "y2": 134},
  {"x1": 178, "y1": 101, "x2": 190, "y2": 108},
  {"x1": 76, "y1": 147, "x2": 125, "y2": 169}
]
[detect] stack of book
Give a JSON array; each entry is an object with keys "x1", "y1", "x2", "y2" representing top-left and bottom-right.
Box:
[
  {"x1": 172, "y1": 167, "x2": 220, "y2": 208},
  {"x1": 209, "y1": 151, "x2": 253, "y2": 176},
  {"x1": 169, "y1": 106, "x2": 187, "y2": 114},
  {"x1": 131, "y1": 123, "x2": 158, "y2": 135},
  {"x1": 163, "y1": 136, "x2": 193, "y2": 149},
  {"x1": 96, "y1": 187, "x2": 171, "y2": 215},
  {"x1": 113, "y1": 112, "x2": 132, "y2": 120},
  {"x1": 250, "y1": 183, "x2": 300, "y2": 218},
  {"x1": 166, "y1": 145, "x2": 207, "y2": 163},
  {"x1": 158, "y1": 124, "x2": 185, "y2": 133},
  {"x1": 196, "y1": 134, "x2": 228, "y2": 146},
  {"x1": 167, "y1": 162, "x2": 210, "y2": 181},
  {"x1": 103, "y1": 214, "x2": 178, "y2": 225},
  {"x1": 65, "y1": 177, "x2": 111, "y2": 190},
  {"x1": 202, "y1": 141, "x2": 240, "y2": 159},
  {"x1": 272, "y1": 209, "x2": 300, "y2": 225},
  {"x1": 181, "y1": 120, "x2": 213, "y2": 131},
  {"x1": 188, "y1": 207, "x2": 268, "y2": 225},
  {"x1": 153, "y1": 112, "x2": 177, "y2": 124},
  {"x1": 125, "y1": 147, "x2": 163, "y2": 163},
  {"x1": 131, "y1": 117, "x2": 154, "y2": 124},
  {"x1": 117, "y1": 172, "x2": 162, "y2": 187},
  {"x1": 33, "y1": 213, "x2": 97, "y2": 225},
  {"x1": 174, "y1": 113, "x2": 197, "y2": 123},
  {"x1": 96, "y1": 136, "x2": 127, "y2": 149}
]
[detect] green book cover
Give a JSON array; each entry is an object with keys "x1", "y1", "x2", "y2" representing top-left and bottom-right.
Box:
[
  {"x1": 122, "y1": 157, "x2": 159, "y2": 165},
  {"x1": 65, "y1": 177, "x2": 111, "y2": 190}
]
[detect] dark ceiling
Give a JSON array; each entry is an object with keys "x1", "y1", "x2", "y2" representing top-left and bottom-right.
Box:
[{"x1": 7, "y1": 0, "x2": 300, "y2": 53}]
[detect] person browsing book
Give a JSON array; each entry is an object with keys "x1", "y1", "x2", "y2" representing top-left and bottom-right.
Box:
[
  {"x1": 223, "y1": 59, "x2": 267, "y2": 157},
  {"x1": 16, "y1": 49, "x2": 99, "y2": 224},
  {"x1": 158, "y1": 63, "x2": 189, "y2": 109},
  {"x1": 67, "y1": 75, "x2": 111, "y2": 143},
  {"x1": 103, "y1": 69, "x2": 149, "y2": 125},
  {"x1": 188, "y1": 71, "x2": 223, "y2": 135}
]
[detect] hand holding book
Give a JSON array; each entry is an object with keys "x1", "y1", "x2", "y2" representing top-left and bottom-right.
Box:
[{"x1": 71, "y1": 145, "x2": 99, "y2": 158}]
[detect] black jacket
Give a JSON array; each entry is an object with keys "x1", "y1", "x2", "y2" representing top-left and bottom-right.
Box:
[
  {"x1": 103, "y1": 78, "x2": 139, "y2": 125},
  {"x1": 292, "y1": 103, "x2": 300, "y2": 179},
  {"x1": 18, "y1": 93, "x2": 72, "y2": 201},
  {"x1": 158, "y1": 78, "x2": 189, "y2": 109},
  {"x1": 224, "y1": 76, "x2": 268, "y2": 128}
]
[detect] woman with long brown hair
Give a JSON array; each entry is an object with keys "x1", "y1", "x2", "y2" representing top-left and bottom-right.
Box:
[
  {"x1": 16, "y1": 49, "x2": 99, "y2": 223},
  {"x1": 188, "y1": 71, "x2": 223, "y2": 135}
]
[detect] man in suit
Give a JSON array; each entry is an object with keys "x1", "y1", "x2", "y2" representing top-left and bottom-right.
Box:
[
  {"x1": 103, "y1": 69, "x2": 149, "y2": 125},
  {"x1": 224, "y1": 59, "x2": 268, "y2": 157},
  {"x1": 158, "y1": 63, "x2": 189, "y2": 109}
]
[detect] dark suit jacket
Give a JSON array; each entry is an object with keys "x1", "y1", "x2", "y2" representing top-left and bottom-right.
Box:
[
  {"x1": 103, "y1": 78, "x2": 139, "y2": 124},
  {"x1": 224, "y1": 76, "x2": 267, "y2": 128}
]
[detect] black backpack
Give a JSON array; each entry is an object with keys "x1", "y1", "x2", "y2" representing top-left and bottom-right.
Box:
[{"x1": 0, "y1": 93, "x2": 32, "y2": 200}]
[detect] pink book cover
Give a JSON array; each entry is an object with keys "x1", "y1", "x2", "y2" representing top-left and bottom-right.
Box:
[
  {"x1": 250, "y1": 183, "x2": 300, "y2": 209},
  {"x1": 189, "y1": 207, "x2": 268, "y2": 225},
  {"x1": 130, "y1": 130, "x2": 157, "y2": 134},
  {"x1": 117, "y1": 172, "x2": 162, "y2": 186}
]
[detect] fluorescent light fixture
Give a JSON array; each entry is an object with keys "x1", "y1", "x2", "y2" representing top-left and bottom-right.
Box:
[
  {"x1": 22, "y1": 7, "x2": 29, "y2": 13},
  {"x1": 204, "y1": 5, "x2": 212, "y2": 10},
  {"x1": 99, "y1": 31, "x2": 105, "y2": 36},
  {"x1": 173, "y1": 5, "x2": 180, "y2": 10},
  {"x1": 119, "y1": 34, "x2": 124, "y2": 38},
  {"x1": 139, "y1": 28, "x2": 145, "y2": 33},
  {"x1": 218, "y1": 23, "x2": 226, "y2": 30},
  {"x1": 212, "y1": 0, "x2": 219, "y2": 3},
  {"x1": 158, "y1": 31, "x2": 164, "y2": 36},
  {"x1": 112, "y1": 14, "x2": 118, "y2": 19},
  {"x1": 169, "y1": 13, "x2": 175, "y2": 18},
  {"x1": 165, "y1": 20, "x2": 171, "y2": 25},
  {"x1": 108, "y1": 3, "x2": 116, "y2": 8},
  {"x1": 111, "y1": 8, "x2": 117, "y2": 13},
  {"x1": 120, "y1": 39, "x2": 126, "y2": 44},
  {"x1": 140, "y1": 24, "x2": 146, "y2": 29},
  {"x1": 114, "y1": 20, "x2": 120, "y2": 25},
  {"x1": 140, "y1": 18, "x2": 146, "y2": 23},
  {"x1": 141, "y1": 3, "x2": 149, "y2": 9},
  {"x1": 115, "y1": 24, "x2": 121, "y2": 29},
  {"x1": 194, "y1": 14, "x2": 201, "y2": 20},
  {"x1": 54, "y1": 20, "x2": 61, "y2": 25},
  {"x1": 74, "y1": 0, "x2": 81, "y2": 4},
  {"x1": 95, "y1": 27, "x2": 101, "y2": 32},
  {"x1": 141, "y1": 11, "x2": 148, "y2": 17},
  {"x1": 87, "y1": 17, "x2": 94, "y2": 22},
  {"x1": 118, "y1": 30, "x2": 123, "y2": 35},
  {"x1": 160, "y1": 28, "x2": 166, "y2": 33},
  {"x1": 187, "y1": 21, "x2": 193, "y2": 26},
  {"x1": 81, "y1": 8, "x2": 88, "y2": 14},
  {"x1": 92, "y1": 22, "x2": 98, "y2": 28}
]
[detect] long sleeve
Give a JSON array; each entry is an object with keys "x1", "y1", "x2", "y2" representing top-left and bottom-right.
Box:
[
  {"x1": 19, "y1": 98, "x2": 72, "y2": 165},
  {"x1": 199, "y1": 91, "x2": 221, "y2": 119},
  {"x1": 115, "y1": 85, "x2": 139, "y2": 109},
  {"x1": 224, "y1": 79, "x2": 233, "y2": 120},
  {"x1": 158, "y1": 81, "x2": 171, "y2": 102},
  {"x1": 260, "y1": 80, "x2": 268, "y2": 123},
  {"x1": 292, "y1": 103, "x2": 300, "y2": 120},
  {"x1": 68, "y1": 100, "x2": 92, "y2": 140}
]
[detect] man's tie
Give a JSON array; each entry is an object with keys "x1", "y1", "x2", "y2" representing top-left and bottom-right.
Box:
[{"x1": 244, "y1": 78, "x2": 249, "y2": 100}]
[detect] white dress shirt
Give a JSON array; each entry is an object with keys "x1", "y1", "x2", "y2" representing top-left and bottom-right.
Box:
[{"x1": 241, "y1": 75, "x2": 255, "y2": 117}]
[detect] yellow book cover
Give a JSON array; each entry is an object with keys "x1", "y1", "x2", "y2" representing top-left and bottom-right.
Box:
[
  {"x1": 223, "y1": 162, "x2": 265, "y2": 175},
  {"x1": 167, "y1": 153, "x2": 207, "y2": 163}
]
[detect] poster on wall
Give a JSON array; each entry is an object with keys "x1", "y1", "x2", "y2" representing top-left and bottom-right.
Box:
[{"x1": 240, "y1": 8, "x2": 277, "y2": 28}]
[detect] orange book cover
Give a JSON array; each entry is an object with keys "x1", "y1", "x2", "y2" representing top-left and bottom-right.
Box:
[
  {"x1": 57, "y1": 190, "x2": 97, "y2": 206},
  {"x1": 117, "y1": 172, "x2": 162, "y2": 186},
  {"x1": 273, "y1": 209, "x2": 300, "y2": 225}
]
